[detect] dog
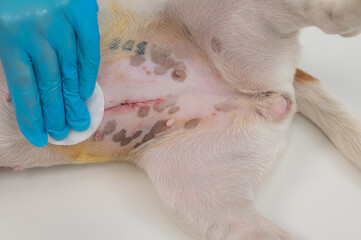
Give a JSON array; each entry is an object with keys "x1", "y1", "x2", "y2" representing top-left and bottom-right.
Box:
[{"x1": 1, "y1": 0, "x2": 361, "y2": 239}]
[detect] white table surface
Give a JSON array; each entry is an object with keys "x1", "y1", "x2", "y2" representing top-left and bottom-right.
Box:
[{"x1": 0, "y1": 28, "x2": 361, "y2": 240}]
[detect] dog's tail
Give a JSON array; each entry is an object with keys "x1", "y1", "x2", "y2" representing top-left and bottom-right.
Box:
[{"x1": 294, "y1": 69, "x2": 361, "y2": 168}]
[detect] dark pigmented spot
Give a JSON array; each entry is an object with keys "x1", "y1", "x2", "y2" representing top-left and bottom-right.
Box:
[
  {"x1": 103, "y1": 120, "x2": 117, "y2": 135},
  {"x1": 143, "y1": 132, "x2": 155, "y2": 143},
  {"x1": 184, "y1": 118, "x2": 201, "y2": 129},
  {"x1": 211, "y1": 37, "x2": 222, "y2": 53},
  {"x1": 138, "y1": 106, "x2": 150, "y2": 118},
  {"x1": 151, "y1": 47, "x2": 176, "y2": 68},
  {"x1": 168, "y1": 106, "x2": 180, "y2": 115},
  {"x1": 113, "y1": 129, "x2": 143, "y2": 147},
  {"x1": 109, "y1": 38, "x2": 121, "y2": 51},
  {"x1": 134, "y1": 132, "x2": 155, "y2": 149},
  {"x1": 130, "y1": 55, "x2": 146, "y2": 67},
  {"x1": 151, "y1": 47, "x2": 171, "y2": 65},
  {"x1": 132, "y1": 131, "x2": 143, "y2": 139},
  {"x1": 113, "y1": 129, "x2": 133, "y2": 146},
  {"x1": 134, "y1": 119, "x2": 173, "y2": 149},
  {"x1": 172, "y1": 70, "x2": 186, "y2": 82},
  {"x1": 171, "y1": 61, "x2": 187, "y2": 82},
  {"x1": 150, "y1": 120, "x2": 171, "y2": 134}
]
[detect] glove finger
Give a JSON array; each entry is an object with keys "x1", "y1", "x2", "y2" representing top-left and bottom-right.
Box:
[
  {"x1": 69, "y1": 1, "x2": 100, "y2": 100},
  {"x1": 0, "y1": 47, "x2": 48, "y2": 147},
  {"x1": 29, "y1": 38, "x2": 70, "y2": 141},
  {"x1": 52, "y1": 22, "x2": 90, "y2": 132}
]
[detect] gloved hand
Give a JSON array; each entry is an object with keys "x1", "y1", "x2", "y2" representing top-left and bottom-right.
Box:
[{"x1": 0, "y1": 0, "x2": 100, "y2": 147}]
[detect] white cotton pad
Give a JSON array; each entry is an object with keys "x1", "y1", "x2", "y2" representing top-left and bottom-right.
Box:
[{"x1": 48, "y1": 83, "x2": 105, "y2": 146}]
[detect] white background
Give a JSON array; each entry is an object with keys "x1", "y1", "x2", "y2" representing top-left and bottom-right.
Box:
[{"x1": 0, "y1": 28, "x2": 361, "y2": 240}]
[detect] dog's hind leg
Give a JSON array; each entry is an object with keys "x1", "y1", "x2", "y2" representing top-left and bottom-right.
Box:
[
  {"x1": 285, "y1": 0, "x2": 361, "y2": 36},
  {"x1": 137, "y1": 129, "x2": 292, "y2": 240}
]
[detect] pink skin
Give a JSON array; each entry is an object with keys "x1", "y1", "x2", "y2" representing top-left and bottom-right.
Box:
[
  {"x1": 91, "y1": 45, "x2": 248, "y2": 153},
  {"x1": 88, "y1": 40, "x2": 292, "y2": 155}
]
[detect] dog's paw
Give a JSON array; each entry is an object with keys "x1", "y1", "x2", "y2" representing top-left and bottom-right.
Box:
[
  {"x1": 306, "y1": 0, "x2": 361, "y2": 36},
  {"x1": 204, "y1": 222, "x2": 293, "y2": 240}
]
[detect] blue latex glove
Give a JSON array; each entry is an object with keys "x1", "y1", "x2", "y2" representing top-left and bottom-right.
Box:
[{"x1": 0, "y1": 0, "x2": 100, "y2": 147}]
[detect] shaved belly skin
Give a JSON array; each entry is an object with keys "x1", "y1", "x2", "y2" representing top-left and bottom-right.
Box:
[{"x1": 53, "y1": 22, "x2": 245, "y2": 164}]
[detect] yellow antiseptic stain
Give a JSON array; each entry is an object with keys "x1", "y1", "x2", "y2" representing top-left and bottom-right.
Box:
[{"x1": 50, "y1": 140, "x2": 134, "y2": 164}]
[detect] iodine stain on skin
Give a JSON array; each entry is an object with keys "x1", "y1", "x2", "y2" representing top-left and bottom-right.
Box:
[{"x1": 185, "y1": 118, "x2": 201, "y2": 129}]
